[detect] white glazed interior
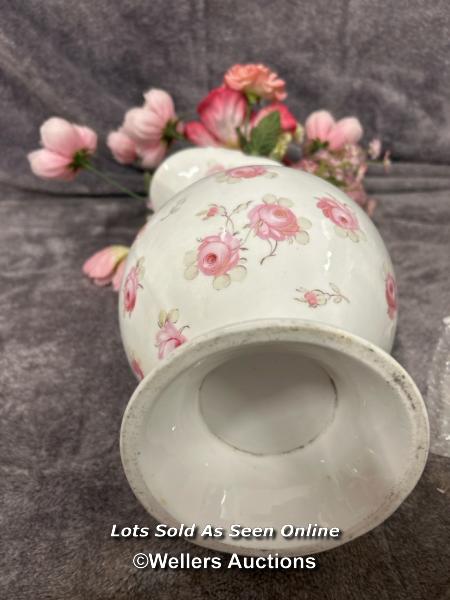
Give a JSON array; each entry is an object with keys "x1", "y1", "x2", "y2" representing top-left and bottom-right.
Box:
[{"x1": 121, "y1": 320, "x2": 429, "y2": 557}]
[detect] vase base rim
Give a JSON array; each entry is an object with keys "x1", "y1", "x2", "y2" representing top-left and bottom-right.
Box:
[{"x1": 121, "y1": 319, "x2": 429, "y2": 557}]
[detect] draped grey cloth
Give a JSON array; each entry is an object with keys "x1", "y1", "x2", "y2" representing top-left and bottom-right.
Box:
[{"x1": 1, "y1": 1, "x2": 449, "y2": 598}]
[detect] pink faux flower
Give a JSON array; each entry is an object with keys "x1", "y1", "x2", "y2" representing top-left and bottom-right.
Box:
[
  {"x1": 251, "y1": 102, "x2": 297, "y2": 133},
  {"x1": 197, "y1": 232, "x2": 241, "y2": 277},
  {"x1": 295, "y1": 158, "x2": 319, "y2": 174},
  {"x1": 185, "y1": 86, "x2": 246, "y2": 148},
  {"x1": 82, "y1": 245, "x2": 129, "y2": 289},
  {"x1": 345, "y1": 181, "x2": 371, "y2": 209},
  {"x1": 227, "y1": 165, "x2": 267, "y2": 179},
  {"x1": 123, "y1": 263, "x2": 143, "y2": 314},
  {"x1": 248, "y1": 203, "x2": 299, "y2": 241},
  {"x1": 131, "y1": 358, "x2": 144, "y2": 381},
  {"x1": 224, "y1": 64, "x2": 287, "y2": 101},
  {"x1": 28, "y1": 117, "x2": 97, "y2": 180},
  {"x1": 368, "y1": 138, "x2": 382, "y2": 160},
  {"x1": 316, "y1": 196, "x2": 359, "y2": 231},
  {"x1": 107, "y1": 129, "x2": 137, "y2": 164},
  {"x1": 123, "y1": 88, "x2": 178, "y2": 167},
  {"x1": 305, "y1": 110, "x2": 363, "y2": 151},
  {"x1": 156, "y1": 320, "x2": 187, "y2": 359},
  {"x1": 385, "y1": 273, "x2": 397, "y2": 319}
]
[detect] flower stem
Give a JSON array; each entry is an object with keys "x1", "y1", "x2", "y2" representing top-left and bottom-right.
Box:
[{"x1": 84, "y1": 163, "x2": 145, "y2": 201}]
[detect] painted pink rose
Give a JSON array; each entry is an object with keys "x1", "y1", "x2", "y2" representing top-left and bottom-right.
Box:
[
  {"x1": 206, "y1": 206, "x2": 219, "y2": 218},
  {"x1": 316, "y1": 197, "x2": 359, "y2": 231},
  {"x1": 156, "y1": 321, "x2": 187, "y2": 359},
  {"x1": 131, "y1": 358, "x2": 144, "y2": 381},
  {"x1": 248, "y1": 203, "x2": 299, "y2": 241},
  {"x1": 304, "y1": 291, "x2": 319, "y2": 307},
  {"x1": 385, "y1": 273, "x2": 397, "y2": 320},
  {"x1": 197, "y1": 232, "x2": 241, "y2": 277},
  {"x1": 123, "y1": 265, "x2": 141, "y2": 314},
  {"x1": 227, "y1": 165, "x2": 267, "y2": 179}
]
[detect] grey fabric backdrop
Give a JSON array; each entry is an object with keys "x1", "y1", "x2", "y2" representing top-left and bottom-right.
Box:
[{"x1": 1, "y1": 1, "x2": 450, "y2": 599}]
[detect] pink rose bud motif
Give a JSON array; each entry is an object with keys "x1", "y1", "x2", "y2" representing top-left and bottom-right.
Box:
[
  {"x1": 295, "y1": 283, "x2": 349, "y2": 308},
  {"x1": 155, "y1": 309, "x2": 189, "y2": 360},
  {"x1": 215, "y1": 165, "x2": 277, "y2": 184},
  {"x1": 316, "y1": 195, "x2": 365, "y2": 242},
  {"x1": 246, "y1": 194, "x2": 312, "y2": 264},
  {"x1": 385, "y1": 273, "x2": 397, "y2": 320},
  {"x1": 130, "y1": 357, "x2": 144, "y2": 381},
  {"x1": 123, "y1": 257, "x2": 145, "y2": 315},
  {"x1": 196, "y1": 204, "x2": 221, "y2": 220}
]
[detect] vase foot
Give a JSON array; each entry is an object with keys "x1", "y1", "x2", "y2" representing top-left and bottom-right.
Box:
[{"x1": 121, "y1": 320, "x2": 429, "y2": 557}]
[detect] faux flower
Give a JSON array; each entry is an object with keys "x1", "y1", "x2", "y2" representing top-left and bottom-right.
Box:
[
  {"x1": 248, "y1": 202, "x2": 299, "y2": 241},
  {"x1": 224, "y1": 63, "x2": 287, "y2": 101},
  {"x1": 156, "y1": 312, "x2": 188, "y2": 360},
  {"x1": 305, "y1": 110, "x2": 363, "y2": 151},
  {"x1": 28, "y1": 117, "x2": 97, "y2": 180},
  {"x1": 316, "y1": 196, "x2": 359, "y2": 231},
  {"x1": 197, "y1": 232, "x2": 241, "y2": 277},
  {"x1": 295, "y1": 158, "x2": 318, "y2": 175},
  {"x1": 185, "y1": 86, "x2": 246, "y2": 148},
  {"x1": 251, "y1": 103, "x2": 297, "y2": 134},
  {"x1": 368, "y1": 138, "x2": 382, "y2": 160},
  {"x1": 122, "y1": 88, "x2": 179, "y2": 167},
  {"x1": 82, "y1": 245, "x2": 129, "y2": 290},
  {"x1": 385, "y1": 273, "x2": 397, "y2": 319},
  {"x1": 107, "y1": 129, "x2": 137, "y2": 164}
]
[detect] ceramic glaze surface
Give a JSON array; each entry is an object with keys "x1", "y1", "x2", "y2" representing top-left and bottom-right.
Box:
[
  {"x1": 120, "y1": 165, "x2": 397, "y2": 378},
  {"x1": 119, "y1": 154, "x2": 427, "y2": 557},
  {"x1": 149, "y1": 147, "x2": 279, "y2": 212}
]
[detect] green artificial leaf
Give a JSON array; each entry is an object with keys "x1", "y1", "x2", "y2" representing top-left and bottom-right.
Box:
[
  {"x1": 236, "y1": 127, "x2": 251, "y2": 153},
  {"x1": 248, "y1": 111, "x2": 281, "y2": 157}
]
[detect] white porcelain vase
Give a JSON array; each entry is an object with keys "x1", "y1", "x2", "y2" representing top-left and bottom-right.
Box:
[{"x1": 119, "y1": 148, "x2": 429, "y2": 557}]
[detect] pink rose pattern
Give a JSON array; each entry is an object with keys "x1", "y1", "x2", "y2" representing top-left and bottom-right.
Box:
[
  {"x1": 124, "y1": 193, "x2": 389, "y2": 372},
  {"x1": 186, "y1": 200, "x2": 251, "y2": 290},
  {"x1": 187, "y1": 195, "x2": 313, "y2": 281},
  {"x1": 123, "y1": 257, "x2": 144, "y2": 315},
  {"x1": 316, "y1": 195, "x2": 365, "y2": 242},
  {"x1": 155, "y1": 309, "x2": 189, "y2": 359},
  {"x1": 215, "y1": 165, "x2": 277, "y2": 184},
  {"x1": 246, "y1": 194, "x2": 312, "y2": 264},
  {"x1": 295, "y1": 283, "x2": 349, "y2": 308},
  {"x1": 385, "y1": 273, "x2": 397, "y2": 320}
]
